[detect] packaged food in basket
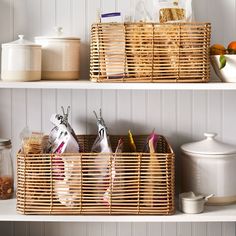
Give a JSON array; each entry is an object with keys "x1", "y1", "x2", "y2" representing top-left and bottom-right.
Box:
[
  {"x1": 126, "y1": 23, "x2": 154, "y2": 79},
  {"x1": 48, "y1": 106, "x2": 81, "y2": 207},
  {"x1": 20, "y1": 127, "x2": 44, "y2": 154},
  {"x1": 128, "y1": 130, "x2": 137, "y2": 152},
  {"x1": 90, "y1": 109, "x2": 112, "y2": 204},
  {"x1": 153, "y1": 0, "x2": 193, "y2": 23},
  {"x1": 103, "y1": 138, "x2": 124, "y2": 205},
  {"x1": 100, "y1": 24, "x2": 126, "y2": 79},
  {"x1": 143, "y1": 132, "x2": 162, "y2": 208}
]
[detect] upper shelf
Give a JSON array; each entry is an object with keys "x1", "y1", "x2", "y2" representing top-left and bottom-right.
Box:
[
  {"x1": 0, "y1": 80, "x2": 235, "y2": 90},
  {"x1": 1, "y1": 199, "x2": 236, "y2": 222}
]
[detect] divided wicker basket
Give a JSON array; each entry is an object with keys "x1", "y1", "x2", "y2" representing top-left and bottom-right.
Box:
[
  {"x1": 17, "y1": 135, "x2": 175, "y2": 215},
  {"x1": 90, "y1": 22, "x2": 211, "y2": 83}
]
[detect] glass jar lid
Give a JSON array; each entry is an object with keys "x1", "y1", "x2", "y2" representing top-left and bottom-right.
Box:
[{"x1": 0, "y1": 139, "x2": 12, "y2": 149}]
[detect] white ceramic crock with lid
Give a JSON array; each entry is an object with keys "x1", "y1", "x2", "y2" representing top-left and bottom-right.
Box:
[
  {"x1": 1, "y1": 35, "x2": 42, "y2": 81},
  {"x1": 181, "y1": 133, "x2": 236, "y2": 205},
  {"x1": 35, "y1": 27, "x2": 80, "y2": 80}
]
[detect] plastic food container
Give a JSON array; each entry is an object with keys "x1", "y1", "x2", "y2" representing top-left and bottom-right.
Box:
[
  {"x1": 1, "y1": 35, "x2": 42, "y2": 81},
  {"x1": 35, "y1": 27, "x2": 80, "y2": 80},
  {"x1": 181, "y1": 133, "x2": 236, "y2": 205}
]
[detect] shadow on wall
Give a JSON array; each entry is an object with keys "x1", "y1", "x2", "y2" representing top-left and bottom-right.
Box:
[{"x1": 80, "y1": 41, "x2": 90, "y2": 80}]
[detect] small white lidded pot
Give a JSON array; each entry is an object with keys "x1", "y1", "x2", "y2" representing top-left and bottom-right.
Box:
[
  {"x1": 181, "y1": 133, "x2": 236, "y2": 205},
  {"x1": 179, "y1": 192, "x2": 213, "y2": 214},
  {"x1": 35, "y1": 27, "x2": 80, "y2": 80},
  {"x1": 1, "y1": 35, "x2": 42, "y2": 81}
]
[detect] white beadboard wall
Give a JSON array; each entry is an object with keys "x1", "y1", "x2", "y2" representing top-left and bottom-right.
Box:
[{"x1": 0, "y1": 0, "x2": 236, "y2": 236}]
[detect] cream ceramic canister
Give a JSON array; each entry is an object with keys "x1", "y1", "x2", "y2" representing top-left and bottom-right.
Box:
[
  {"x1": 181, "y1": 133, "x2": 236, "y2": 205},
  {"x1": 35, "y1": 27, "x2": 80, "y2": 80},
  {"x1": 1, "y1": 35, "x2": 42, "y2": 81}
]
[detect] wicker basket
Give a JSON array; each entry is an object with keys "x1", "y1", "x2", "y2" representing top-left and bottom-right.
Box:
[
  {"x1": 90, "y1": 22, "x2": 211, "y2": 83},
  {"x1": 17, "y1": 135, "x2": 175, "y2": 215}
]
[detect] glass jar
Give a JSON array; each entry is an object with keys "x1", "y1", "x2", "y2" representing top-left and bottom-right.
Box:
[{"x1": 0, "y1": 139, "x2": 13, "y2": 200}]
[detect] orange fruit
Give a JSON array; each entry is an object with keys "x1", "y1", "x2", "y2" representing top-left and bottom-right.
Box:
[
  {"x1": 210, "y1": 44, "x2": 226, "y2": 55},
  {"x1": 227, "y1": 41, "x2": 236, "y2": 54}
]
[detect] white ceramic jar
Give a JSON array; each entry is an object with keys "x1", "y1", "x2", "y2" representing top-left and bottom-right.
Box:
[
  {"x1": 1, "y1": 35, "x2": 42, "y2": 81},
  {"x1": 35, "y1": 27, "x2": 80, "y2": 80},
  {"x1": 181, "y1": 133, "x2": 236, "y2": 205}
]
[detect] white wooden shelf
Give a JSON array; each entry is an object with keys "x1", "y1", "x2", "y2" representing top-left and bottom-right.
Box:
[
  {"x1": 0, "y1": 80, "x2": 235, "y2": 90},
  {"x1": 1, "y1": 199, "x2": 236, "y2": 222}
]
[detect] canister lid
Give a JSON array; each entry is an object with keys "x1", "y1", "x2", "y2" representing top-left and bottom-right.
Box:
[
  {"x1": 0, "y1": 139, "x2": 12, "y2": 149},
  {"x1": 181, "y1": 133, "x2": 236, "y2": 155},
  {"x1": 35, "y1": 27, "x2": 80, "y2": 41},
  {"x1": 2, "y1": 35, "x2": 41, "y2": 48}
]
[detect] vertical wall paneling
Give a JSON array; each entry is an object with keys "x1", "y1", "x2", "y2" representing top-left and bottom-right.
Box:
[
  {"x1": 132, "y1": 223, "x2": 147, "y2": 236},
  {"x1": 0, "y1": 89, "x2": 12, "y2": 138},
  {"x1": 71, "y1": 90, "x2": 87, "y2": 134},
  {"x1": 220, "y1": 0, "x2": 235, "y2": 46},
  {"x1": 192, "y1": 223, "x2": 207, "y2": 236},
  {"x1": 207, "y1": 223, "x2": 222, "y2": 236},
  {"x1": 13, "y1": 222, "x2": 29, "y2": 236},
  {"x1": 207, "y1": 91, "x2": 222, "y2": 140},
  {"x1": 177, "y1": 223, "x2": 192, "y2": 236},
  {"x1": 26, "y1": 89, "x2": 42, "y2": 131},
  {"x1": 222, "y1": 222, "x2": 236, "y2": 236},
  {"x1": 86, "y1": 90, "x2": 102, "y2": 134},
  {"x1": 87, "y1": 223, "x2": 102, "y2": 236},
  {"x1": 162, "y1": 223, "x2": 177, "y2": 236},
  {"x1": 192, "y1": 91, "x2": 207, "y2": 141},
  {"x1": 162, "y1": 91, "x2": 177, "y2": 149},
  {"x1": 25, "y1": 0, "x2": 41, "y2": 40},
  {"x1": 0, "y1": 222, "x2": 13, "y2": 236},
  {"x1": 176, "y1": 91, "x2": 192, "y2": 193},
  {"x1": 101, "y1": 0, "x2": 116, "y2": 13},
  {"x1": 13, "y1": 0, "x2": 27, "y2": 37},
  {"x1": 56, "y1": 0, "x2": 72, "y2": 34},
  {"x1": 222, "y1": 91, "x2": 236, "y2": 145},
  {"x1": 131, "y1": 91, "x2": 147, "y2": 134},
  {"x1": 103, "y1": 223, "x2": 117, "y2": 236},
  {"x1": 28, "y1": 222, "x2": 43, "y2": 236},
  {"x1": 0, "y1": 0, "x2": 13, "y2": 43},
  {"x1": 117, "y1": 223, "x2": 132, "y2": 236},
  {"x1": 192, "y1": 0, "x2": 208, "y2": 22},
  {"x1": 85, "y1": 0, "x2": 102, "y2": 79},
  {"x1": 71, "y1": 0, "x2": 87, "y2": 79},
  {"x1": 116, "y1": 0, "x2": 131, "y2": 21},
  {"x1": 45, "y1": 222, "x2": 69, "y2": 236},
  {"x1": 148, "y1": 223, "x2": 162, "y2": 236},
  {"x1": 41, "y1": 0, "x2": 56, "y2": 35},
  {"x1": 11, "y1": 89, "x2": 27, "y2": 164},
  {"x1": 101, "y1": 90, "x2": 117, "y2": 134},
  {"x1": 41, "y1": 89, "x2": 57, "y2": 133},
  {"x1": 116, "y1": 91, "x2": 132, "y2": 135},
  {"x1": 146, "y1": 91, "x2": 162, "y2": 134},
  {"x1": 56, "y1": 89, "x2": 72, "y2": 124}
]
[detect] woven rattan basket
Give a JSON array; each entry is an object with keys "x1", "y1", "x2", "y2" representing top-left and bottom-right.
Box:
[
  {"x1": 90, "y1": 22, "x2": 211, "y2": 83},
  {"x1": 17, "y1": 135, "x2": 175, "y2": 215}
]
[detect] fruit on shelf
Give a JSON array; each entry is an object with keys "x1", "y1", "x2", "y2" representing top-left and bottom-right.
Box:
[
  {"x1": 227, "y1": 41, "x2": 236, "y2": 54},
  {"x1": 210, "y1": 44, "x2": 227, "y2": 55}
]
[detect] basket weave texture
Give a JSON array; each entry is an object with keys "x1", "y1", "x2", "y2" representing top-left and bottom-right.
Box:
[
  {"x1": 17, "y1": 135, "x2": 175, "y2": 215},
  {"x1": 90, "y1": 22, "x2": 211, "y2": 83}
]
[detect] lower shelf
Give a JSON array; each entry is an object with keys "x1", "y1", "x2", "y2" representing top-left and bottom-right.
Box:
[{"x1": 0, "y1": 199, "x2": 236, "y2": 222}]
